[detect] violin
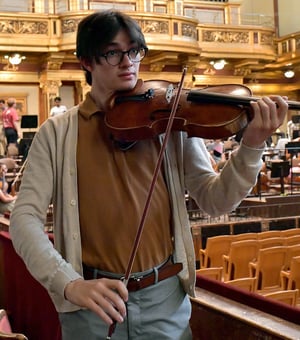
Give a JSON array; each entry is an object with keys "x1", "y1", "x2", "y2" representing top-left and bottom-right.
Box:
[{"x1": 106, "y1": 79, "x2": 300, "y2": 141}]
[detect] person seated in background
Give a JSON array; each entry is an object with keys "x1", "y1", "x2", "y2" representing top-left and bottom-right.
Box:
[
  {"x1": 0, "y1": 163, "x2": 9, "y2": 193},
  {"x1": 0, "y1": 163, "x2": 16, "y2": 213}
]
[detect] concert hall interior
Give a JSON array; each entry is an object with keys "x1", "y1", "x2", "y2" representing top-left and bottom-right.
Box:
[{"x1": 1, "y1": 1, "x2": 300, "y2": 339}]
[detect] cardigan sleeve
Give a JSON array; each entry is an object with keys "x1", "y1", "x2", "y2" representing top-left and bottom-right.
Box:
[{"x1": 183, "y1": 136, "x2": 264, "y2": 217}]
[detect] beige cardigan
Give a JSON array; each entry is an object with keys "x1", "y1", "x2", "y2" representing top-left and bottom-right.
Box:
[{"x1": 10, "y1": 105, "x2": 264, "y2": 312}]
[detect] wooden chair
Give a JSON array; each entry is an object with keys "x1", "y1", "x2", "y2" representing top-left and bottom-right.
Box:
[
  {"x1": 257, "y1": 230, "x2": 282, "y2": 239},
  {"x1": 281, "y1": 256, "x2": 300, "y2": 292},
  {"x1": 199, "y1": 235, "x2": 232, "y2": 269},
  {"x1": 284, "y1": 235, "x2": 300, "y2": 246},
  {"x1": 0, "y1": 309, "x2": 28, "y2": 340},
  {"x1": 281, "y1": 228, "x2": 300, "y2": 237},
  {"x1": 196, "y1": 267, "x2": 222, "y2": 281},
  {"x1": 262, "y1": 289, "x2": 299, "y2": 307},
  {"x1": 223, "y1": 239, "x2": 259, "y2": 281},
  {"x1": 226, "y1": 277, "x2": 256, "y2": 292},
  {"x1": 249, "y1": 246, "x2": 287, "y2": 292},
  {"x1": 258, "y1": 237, "x2": 285, "y2": 249},
  {"x1": 231, "y1": 233, "x2": 258, "y2": 241},
  {"x1": 283, "y1": 244, "x2": 300, "y2": 271}
]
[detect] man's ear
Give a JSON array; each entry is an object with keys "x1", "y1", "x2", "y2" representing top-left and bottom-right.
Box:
[{"x1": 80, "y1": 57, "x2": 93, "y2": 72}]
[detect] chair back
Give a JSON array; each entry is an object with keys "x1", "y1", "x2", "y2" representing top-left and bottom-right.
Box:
[
  {"x1": 231, "y1": 233, "x2": 258, "y2": 241},
  {"x1": 284, "y1": 235, "x2": 300, "y2": 246},
  {"x1": 287, "y1": 256, "x2": 300, "y2": 291},
  {"x1": 196, "y1": 267, "x2": 222, "y2": 281},
  {"x1": 284, "y1": 244, "x2": 300, "y2": 270},
  {"x1": 258, "y1": 237, "x2": 285, "y2": 249},
  {"x1": 254, "y1": 246, "x2": 287, "y2": 291},
  {"x1": 200, "y1": 235, "x2": 232, "y2": 268},
  {"x1": 280, "y1": 228, "x2": 300, "y2": 237},
  {"x1": 262, "y1": 289, "x2": 298, "y2": 307},
  {"x1": 224, "y1": 239, "x2": 259, "y2": 281},
  {"x1": 226, "y1": 277, "x2": 256, "y2": 292},
  {"x1": 257, "y1": 230, "x2": 282, "y2": 239}
]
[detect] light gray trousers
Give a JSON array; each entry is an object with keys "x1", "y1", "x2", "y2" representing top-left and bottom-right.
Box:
[{"x1": 59, "y1": 275, "x2": 192, "y2": 340}]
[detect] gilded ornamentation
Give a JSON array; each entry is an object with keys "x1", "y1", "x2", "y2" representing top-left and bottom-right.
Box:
[
  {"x1": 149, "y1": 63, "x2": 165, "y2": 72},
  {"x1": 39, "y1": 80, "x2": 61, "y2": 95},
  {"x1": 61, "y1": 19, "x2": 81, "y2": 34},
  {"x1": 140, "y1": 20, "x2": 169, "y2": 34},
  {"x1": 203, "y1": 30, "x2": 249, "y2": 43},
  {"x1": 182, "y1": 24, "x2": 197, "y2": 39},
  {"x1": 0, "y1": 20, "x2": 48, "y2": 34},
  {"x1": 46, "y1": 61, "x2": 63, "y2": 70},
  {"x1": 234, "y1": 68, "x2": 251, "y2": 76},
  {"x1": 260, "y1": 33, "x2": 273, "y2": 45}
]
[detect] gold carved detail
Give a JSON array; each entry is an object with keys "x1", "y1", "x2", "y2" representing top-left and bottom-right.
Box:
[
  {"x1": 40, "y1": 80, "x2": 61, "y2": 95},
  {"x1": 203, "y1": 30, "x2": 249, "y2": 43},
  {"x1": 61, "y1": 18, "x2": 81, "y2": 34},
  {"x1": 139, "y1": 20, "x2": 169, "y2": 34},
  {"x1": 46, "y1": 61, "x2": 63, "y2": 70},
  {"x1": 234, "y1": 67, "x2": 252, "y2": 76},
  {"x1": 149, "y1": 63, "x2": 165, "y2": 72},
  {"x1": 260, "y1": 33, "x2": 274, "y2": 45},
  {"x1": 182, "y1": 24, "x2": 197, "y2": 39},
  {"x1": 0, "y1": 20, "x2": 48, "y2": 34}
]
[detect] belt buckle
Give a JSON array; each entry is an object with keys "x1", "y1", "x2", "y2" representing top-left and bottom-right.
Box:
[
  {"x1": 130, "y1": 275, "x2": 143, "y2": 282},
  {"x1": 120, "y1": 275, "x2": 143, "y2": 283}
]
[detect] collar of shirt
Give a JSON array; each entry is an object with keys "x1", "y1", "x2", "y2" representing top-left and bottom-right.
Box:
[{"x1": 78, "y1": 92, "x2": 102, "y2": 119}]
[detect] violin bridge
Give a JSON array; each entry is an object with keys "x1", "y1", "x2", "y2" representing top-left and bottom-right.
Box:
[{"x1": 165, "y1": 84, "x2": 174, "y2": 103}]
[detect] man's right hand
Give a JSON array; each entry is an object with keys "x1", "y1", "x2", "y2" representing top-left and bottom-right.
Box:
[{"x1": 64, "y1": 278, "x2": 128, "y2": 325}]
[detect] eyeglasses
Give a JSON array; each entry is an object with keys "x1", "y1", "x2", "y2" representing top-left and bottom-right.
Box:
[{"x1": 100, "y1": 47, "x2": 147, "y2": 66}]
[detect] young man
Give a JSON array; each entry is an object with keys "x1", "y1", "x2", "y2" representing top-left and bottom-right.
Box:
[
  {"x1": 50, "y1": 96, "x2": 67, "y2": 117},
  {"x1": 10, "y1": 10, "x2": 288, "y2": 340}
]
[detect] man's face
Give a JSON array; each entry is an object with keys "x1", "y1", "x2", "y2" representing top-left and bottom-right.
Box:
[
  {"x1": 0, "y1": 165, "x2": 7, "y2": 175},
  {"x1": 85, "y1": 29, "x2": 141, "y2": 96}
]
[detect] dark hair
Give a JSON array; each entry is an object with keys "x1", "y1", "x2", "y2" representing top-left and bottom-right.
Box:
[
  {"x1": 54, "y1": 96, "x2": 61, "y2": 102},
  {"x1": 0, "y1": 99, "x2": 5, "y2": 104},
  {"x1": 76, "y1": 10, "x2": 148, "y2": 85}
]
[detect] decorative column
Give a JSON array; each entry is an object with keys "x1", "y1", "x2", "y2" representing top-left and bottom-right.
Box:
[{"x1": 39, "y1": 79, "x2": 62, "y2": 123}]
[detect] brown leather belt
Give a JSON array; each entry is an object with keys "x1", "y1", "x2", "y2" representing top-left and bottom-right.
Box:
[{"x1": 83, "y1": 262, "x2": 183, "y2": 292}]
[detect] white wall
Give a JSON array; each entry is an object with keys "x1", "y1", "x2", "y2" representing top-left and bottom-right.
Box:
[
  {"x1": 58, "y1": 85, "x2": 75, "y2": 111},
  {"x1": 277, "y1": 0, "x2": 300, "y2": 36},
  {"x1": 0, "y1": 85, "x2": 39, "y2": 115},
  {"x1": 239, "y1": 0, "x2": 300, "y2": 37}
]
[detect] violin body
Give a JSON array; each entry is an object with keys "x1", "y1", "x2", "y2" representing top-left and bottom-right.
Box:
[{"x1": 105, "y1": 79, "x2": 253, "y2": 141}]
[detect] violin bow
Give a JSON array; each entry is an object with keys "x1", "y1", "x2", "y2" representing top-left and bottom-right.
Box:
[
  {"x1": 10, "y1": 158, "x2": 28, "y2": 195},
  {"x1": 106, "y1": 67, "x2": 187, "y2": 339}
]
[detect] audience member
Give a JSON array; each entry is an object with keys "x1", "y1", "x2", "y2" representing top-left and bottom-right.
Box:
[
  {"x1": 0, "y1": 99, "x2": 6, "y2": 154},
  {"x1": 0, "y1": 163, "x2": 16, "y2": 213}
]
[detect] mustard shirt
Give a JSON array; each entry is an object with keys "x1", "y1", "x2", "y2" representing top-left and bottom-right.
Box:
[{"x1": 77, "y1": 94, "x2": 173, "y2": 273}]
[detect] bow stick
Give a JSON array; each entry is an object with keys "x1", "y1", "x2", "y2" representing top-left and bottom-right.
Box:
[{"x1": 106, "y1": 67, "x2": 187, "y2": 339}]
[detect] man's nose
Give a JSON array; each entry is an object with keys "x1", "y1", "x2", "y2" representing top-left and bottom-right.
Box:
[{"x1": 120, "y1": 53, "x2": 133, "y2": 66}]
